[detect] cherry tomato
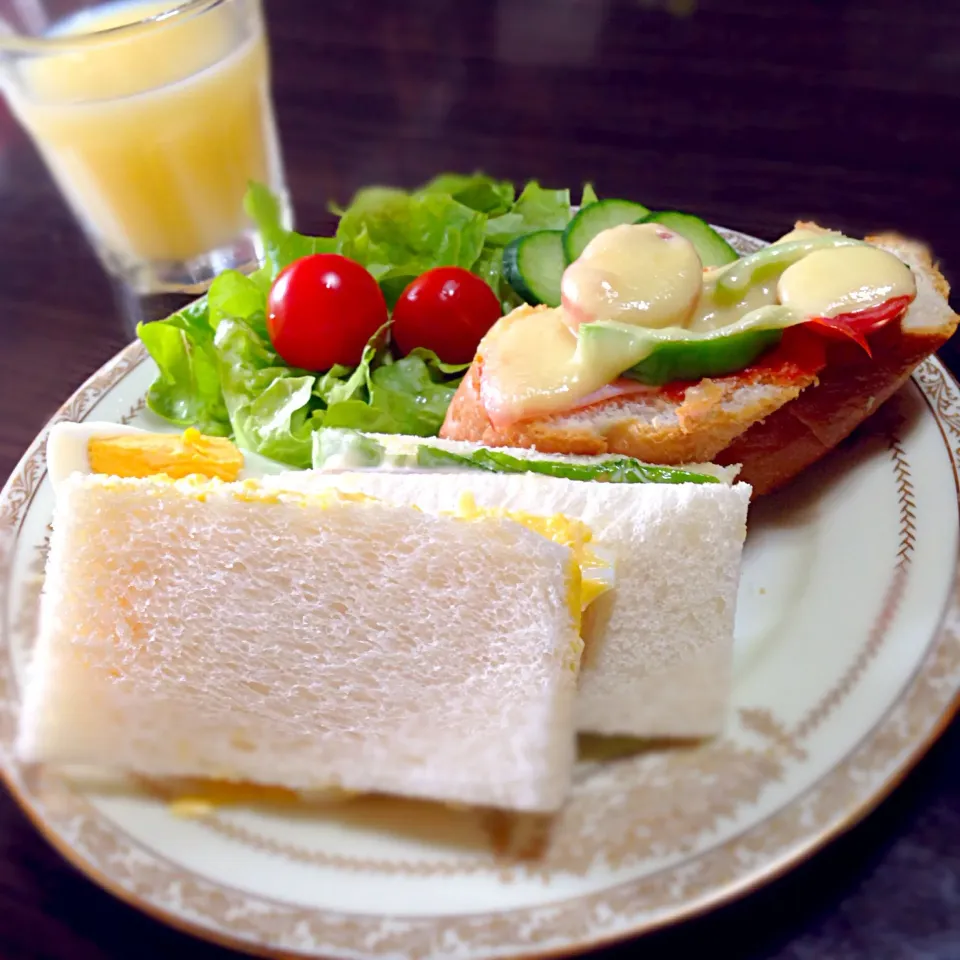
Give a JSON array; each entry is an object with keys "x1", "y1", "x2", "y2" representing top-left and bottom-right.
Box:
[
  {"x1": 392, "y1": 266, "x2": 502, "y2": 364},
  {"x1": 267, "y1": 254, "x2": 388, "y2": 370}
]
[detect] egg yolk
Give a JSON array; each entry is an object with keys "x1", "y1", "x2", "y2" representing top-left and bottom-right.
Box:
[{"x1": 87, "y1": 428, "x2": 244, "y2": 481}]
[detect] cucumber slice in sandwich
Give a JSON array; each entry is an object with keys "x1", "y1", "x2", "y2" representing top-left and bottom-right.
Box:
[
  {"x1": 562, "y1": 198, "x2": 651, "y2": 263},
  {"x1": 502, "y1": 230, "x2": 566, "y2": 307},
  {"x1": 641, "y1": 211, "x2": 739, "y2": 267},
  {"x1": 412, "y1": 446, "x2": 722, "y2": 485},
  {"x1": 312, "y1": 429, "x2": 739, "y2": 484}
]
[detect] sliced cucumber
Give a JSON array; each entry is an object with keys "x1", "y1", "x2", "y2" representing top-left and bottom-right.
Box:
[
  {"x1": 502, "y1": 230, "x2": 566, "y2": 307},
  {"x1": 640, "y1": 211, "x2": 739, "y2": 267},
  {"x1": 562, "y1": 198, "x2": 650, "y2": 264}
]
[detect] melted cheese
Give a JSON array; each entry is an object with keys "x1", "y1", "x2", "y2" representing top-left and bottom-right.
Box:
[
  {"x1": 481, "y1": 226, "x2": 712, "y2": 423},
  {"x1": 777, "y1": 244, "x2": 915, "y2": 318},
  {"x1": 479, "y1": 306, "x2": 602, "y2": 425},
  {"x1": 479, "y1": 225, "x2": 916, "y2": 426},
  {"x1": 688, "y1": 270, "x2": 780, "y2": 333},
  {"x1": 560, "y1": 223, "x2": 702, "y2": 330}
]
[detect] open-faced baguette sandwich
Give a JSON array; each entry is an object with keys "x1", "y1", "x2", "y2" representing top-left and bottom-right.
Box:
[{"x1": 440, "y1": 222, "x2": 958, "y2": 495}]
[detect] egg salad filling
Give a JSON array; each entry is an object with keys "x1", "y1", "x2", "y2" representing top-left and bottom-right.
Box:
[
  {"x1": 452, "y1": 490, "x2": 615, "y2": 630},
  {"x1": 86, "y1": 427, "x2": 244, "y2": 481},
  {"x1": 160, "y1": 781, "x2": 356, "y2": 819}
]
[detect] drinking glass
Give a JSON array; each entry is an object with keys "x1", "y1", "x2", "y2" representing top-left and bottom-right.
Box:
[{"x1": 0, "y1": 0, "x2": 290, "y2": 293}]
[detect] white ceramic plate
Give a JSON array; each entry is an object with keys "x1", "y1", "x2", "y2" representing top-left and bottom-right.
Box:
[{"x1": 1, "y1": 228, "x2": 959, "y2": 960}]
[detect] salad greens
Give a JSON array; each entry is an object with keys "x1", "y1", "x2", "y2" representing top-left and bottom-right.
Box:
[{"x1": 138, "y1": 173, "x2": 591, "y2": 468}]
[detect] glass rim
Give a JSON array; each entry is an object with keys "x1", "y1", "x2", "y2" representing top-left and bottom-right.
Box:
[{"x1": 0, "y1": 0, "x2": 234, "y2": 55}]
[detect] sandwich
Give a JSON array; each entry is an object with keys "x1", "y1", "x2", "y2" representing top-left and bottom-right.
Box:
[
  {"x1": 439, "y1": 222, "x2": 958, "y2": 495},
  {"x1": 287, "y1": 429, "x2": 753, "y2": 738},
  {"x1": 33, "y1": 423, "x2": 751, "y2": 766},
  {"x1": 17, "y1": 468, "x2": 614, "y2": 814}
]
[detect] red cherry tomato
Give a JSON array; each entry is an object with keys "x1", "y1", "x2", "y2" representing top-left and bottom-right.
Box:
[
  {"x1": 267, "y1": 254, "x2": 388, "y2": 370},
  {"x1": 392, "y1": 267, "x2": 502, "y2": 365}
]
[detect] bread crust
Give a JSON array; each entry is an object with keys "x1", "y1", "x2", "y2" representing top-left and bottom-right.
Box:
[
  {"x1": 442, "y1": 359, "x2": 815, "y2": 464},
  {"x1": 719, "y1": 308, "x2": 955, "y2": 494},
  {"x1": 440, "y1": 227, "x2": 957, "y2": 492}
]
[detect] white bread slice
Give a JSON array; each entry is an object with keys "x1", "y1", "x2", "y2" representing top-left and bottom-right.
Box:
[
  {"x1": 265, "y1": 471, "x2": 751, "y2": 738},
  {"x1": 17, "y1": 475, "x2": 584, "y2": 813}
]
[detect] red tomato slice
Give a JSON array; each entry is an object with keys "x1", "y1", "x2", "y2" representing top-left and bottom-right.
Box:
[{"x1": 804, "y1": 294, "x2": 915, "y2": 357}]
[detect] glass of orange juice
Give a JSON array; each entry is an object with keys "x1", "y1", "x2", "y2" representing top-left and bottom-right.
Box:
[{"x1": 0, "y1": 0, "x2": 289, "y2": 293}]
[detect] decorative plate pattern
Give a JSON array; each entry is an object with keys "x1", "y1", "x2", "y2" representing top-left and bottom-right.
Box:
[{"x1": 0, "y1": 228, "x2": 957, "y2": 960}]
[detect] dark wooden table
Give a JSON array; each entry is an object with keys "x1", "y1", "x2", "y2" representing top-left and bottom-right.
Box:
[{"x1": 0, "y1": 1, "x2": 958, "y2": 957}]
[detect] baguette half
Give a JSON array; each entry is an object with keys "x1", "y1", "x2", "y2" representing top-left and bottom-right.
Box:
[
  {"x1": 440, "y1": 228, "x2": 957, "y2": 494},
  {"x1": 440, "y1": 311, "x2": 813, "y2": 464}
]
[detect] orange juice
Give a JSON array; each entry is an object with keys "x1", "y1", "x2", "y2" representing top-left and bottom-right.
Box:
[{"x1": 5, "y1": 0, "x2": 283, "y2": 268}]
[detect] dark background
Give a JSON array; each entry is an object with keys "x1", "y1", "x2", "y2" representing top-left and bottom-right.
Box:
[{"x1": 0, "y1": 0, "x2": 958, "y2": 957}]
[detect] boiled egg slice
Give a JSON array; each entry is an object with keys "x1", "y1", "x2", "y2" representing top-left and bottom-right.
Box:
[{"x1": 47, "y1": 422, "x2": 245, "y2": 491}]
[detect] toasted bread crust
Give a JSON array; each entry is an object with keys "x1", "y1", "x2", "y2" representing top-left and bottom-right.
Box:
[
  {"x1": 442, "y1": 362, "x2": 814, "y2": 463},
  {"x1": 440, "y1": 227, "x2": 957, "y2": 491},
  {"x1": 719, "y1": 315, "x2": 955, "y2": 494}
]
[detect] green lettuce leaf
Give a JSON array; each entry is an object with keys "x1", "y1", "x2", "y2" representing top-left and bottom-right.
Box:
[
  {"x1": 580, "y1": 183, "x2": 599, "y2": 207},
  {"x1": 315, "y1": 324, "x2": 389, "y2": 408},
  {"x1": 484, "y1": 181, "x2": 572, "y2": 247},
  {"x1": 504, "y1": 180, "x2": 572, "y2": 229},
  {"x1": 323, "y1": 349, "x2": 465, "y2": 436},
  {"x1": 213, "y1": 317, "x2": 318, "y2": 467},
  {"x1": 335, "y1": 187, "x2": 488, "y2": 307},
  {"x1": 419, "y1": 173, "x2": 514, "y2": 215},
  {"x1": 208, "y1": 313, "x2": 468, "y2": 467},
  {"x1": 367, "y1": 356, "x2": 461, "y2": 433},
  {"x1": 404, "y1": 347, "x2": 471, "y2": 377},
  {"x1": 136, "y1": 299, "x2": 231, "y2": 436},
  {"x1": 414, "y1": 446, "x2": 720, "y2": 484},
  {"x1": 244, "y1": 182, "x2": 336, "y2": 279},
  {"x1": 313, "y1": 363, "x2": 360, "y2": 404},
  {"x1": 208, "y1": 269, "x2": 268, "y2": 337}
]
